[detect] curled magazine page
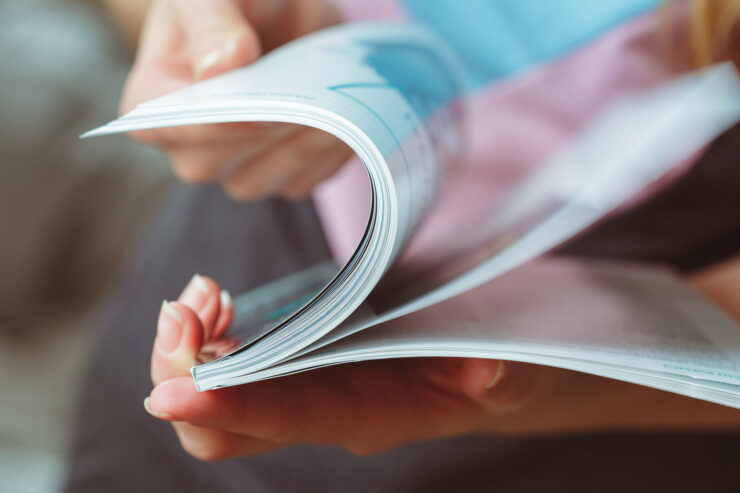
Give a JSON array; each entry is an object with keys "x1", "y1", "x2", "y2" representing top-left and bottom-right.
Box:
[
  {"x1": 82, "y1": 23, "x2": 467, "y2": 383},
  {"x1": 84, "y1": 21, "x2": 740, "y2": 397}
]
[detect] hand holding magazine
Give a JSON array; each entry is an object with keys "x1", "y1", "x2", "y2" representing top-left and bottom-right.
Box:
[{"x1": 86, "y1": 23, "x2": 740, "y2": 408}]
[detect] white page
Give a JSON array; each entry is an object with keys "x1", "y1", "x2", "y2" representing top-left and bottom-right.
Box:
[
  {"x1": 191, "y1": 63, "x2": 740, "y2": 390},
  {"x1": 198, "y1": 258, "x2": 740, "y2": 408},
  {"x1": 85, "y1": 23, "x2": 470, "y2": 372},
  {"x1": 84, "y1": 23, "x2": 740, "y2": 398},
  {"x1": 343, "y1": 258, "x2": 740, "y2": 382}
]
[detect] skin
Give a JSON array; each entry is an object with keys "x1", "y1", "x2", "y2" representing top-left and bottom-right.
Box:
[
  {"x1": 145, "y1": 257, "x2": 740, "y2": 462},
  {"x1": 118, "y1": 0, "x2": 353, "y2": 201}
]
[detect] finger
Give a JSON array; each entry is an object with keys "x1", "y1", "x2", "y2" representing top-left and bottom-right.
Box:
[
  {"x1": 161, "y1": 123, "x2": 300, "y2": 184},
  {"x1": 459, "y1": 359, "x2": 541, "y2": 411},
  {"x1": 222, "y1": 127, "x2": 347, "y2": 200},
  {"x1": 177, "y1": 275, "x2": 221, "y2": 341},
  {"x1": 279, "y1": 141, "x2": 354, "y2": 199},
  {"x1": 198, "y1": 337, "x2": 241, "y2": 363},
  {"x1": 148, "y1": 359, "x2": 480, "y2": 454},
  {"x1": 197, "y1": 290, "x2": 238, "y2": 361},
  {"x1": 148, "y1": 376, "x2": 294, "y2": 439},
  {"x1": 138, "y1": 0, "x2": 260, "y2": 80},
  {"x1": 213, "y1": 290, "x2": 235, "y2": 339},
  {"x1": 129, "y1": 121, "x2": 282, "y2": 149},
  {"x1": 144, "y1": 388, "x2": 280, "y2": 462},
  {"x1": 120, "y1": 0, "x2": 260, "y2": 121},
  {"x1": 690, "y1": 254, "x2": 740, "y2": 319},
  {"x1": 176, "y1": 0, "x2": 261, "y2": 80},
  {"x1": 151, "y1": 302, "x2": 205, "y2": 386}
]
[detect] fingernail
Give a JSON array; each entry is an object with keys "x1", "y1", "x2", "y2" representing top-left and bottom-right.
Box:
[
  {"x1": 181, "y1": 274, "x2": 210, "y2": 310},
  {"x1": 143, "y1": 396, "x2": 172, "y2": 419},
  {"x1": 193, "y1": 274, "x2": 210, "y2": 294},
  {"x1": 485, "y1": 361, "x2": 507, "y2": 390},
  {"x1": 157, "y1": 301, "x2": 183, "y2": 354},
  {"x1": 195, "y1": 36, "x2": 240, "y2": 80},
  {"x1": 220, "y1": 289, "x2": 233, "y2": 310}
]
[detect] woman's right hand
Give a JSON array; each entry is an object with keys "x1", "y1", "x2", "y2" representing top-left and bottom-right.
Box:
[
  {"x1": 143, "y1": 266, "x2": 740, "y2": 462},
  {"x1": 122, "y1": 0, "x2": 353, "y2": 200}
]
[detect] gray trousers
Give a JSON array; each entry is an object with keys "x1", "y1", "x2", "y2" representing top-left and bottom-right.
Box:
[{"x1": 64, "y1": 125, "x2": 740, "y2": 492}]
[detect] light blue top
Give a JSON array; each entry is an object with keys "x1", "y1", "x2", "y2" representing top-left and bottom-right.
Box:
[{"x1": 400, "y1": 0, "x2": 661, "y2": 88}]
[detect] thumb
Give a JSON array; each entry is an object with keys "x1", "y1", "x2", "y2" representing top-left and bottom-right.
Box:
[
  {"x1": 175, "y1": 0, "x2": 262, "y2": 80},
  {"x1": 459, "y1": 359, "x2": 540, "y2": 410},
  {"x1": 459, "y1": 358, "x2": 507, "y2": 399},
  {"x1": 690, "y1": 254, "x2": 740, "y2": 320},
  {"x1": 151, "y1": 301, "x2": 205, "y2": 386}
]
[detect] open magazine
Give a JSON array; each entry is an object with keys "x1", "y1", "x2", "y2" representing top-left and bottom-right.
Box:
[{"x1": 85, "y1": 23, "x2": 740, "y2": 408}]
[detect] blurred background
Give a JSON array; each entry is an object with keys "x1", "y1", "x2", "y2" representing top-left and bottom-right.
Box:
[{"x1": 0, "y1": 0, "x2": 169, "y2": 490}]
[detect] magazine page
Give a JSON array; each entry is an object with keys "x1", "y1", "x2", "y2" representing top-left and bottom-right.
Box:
[
  {"x1": 191, "y1": 62, "x2": 740, "y2": 389},
  {"x1": 84, "y1": 22, "x2": 465, "y2": 256},
  {"x1": 84, "y1": 22, "x2": 467, "y2": 371},
  {"x1": 307, "y1": 62, "x2": 740, "y2": 349},
  {"x1": 375, "y1": 63, "x2": 740, "y2": 317},
  {"x1": 208, "y1": 257, "x2": 740, "y2": 409}
]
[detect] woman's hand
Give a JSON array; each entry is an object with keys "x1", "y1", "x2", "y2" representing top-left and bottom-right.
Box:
[
  {"x1": 122, "y1": 0, "x2": 353, "y2": 200},
  {"x1": 144, "y1": 269, "x2": 740, "y2": 462}
]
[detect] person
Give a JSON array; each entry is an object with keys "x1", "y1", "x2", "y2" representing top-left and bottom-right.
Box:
[{"x1": 65, "y1": 1, "x2": 740, "y2": 491}]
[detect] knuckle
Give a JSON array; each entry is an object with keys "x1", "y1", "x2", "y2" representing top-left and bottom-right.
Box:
[
  {"x1": 188, "y1": 446, "x2": 224, "y2": 462},
  {"x1": 222, "y1": 181, "x2": 260, "y2": 201},
  {"x1": 171, "y1": 159, "x2": 217, "y2": 184},
  {"x1": 180, "y1": 437, "x2": 231, "y2": 463}
]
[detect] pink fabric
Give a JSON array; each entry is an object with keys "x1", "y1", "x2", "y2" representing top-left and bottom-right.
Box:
[
  {"x1": 314, "y1": 3, "x2": 692, "y2": 263},
  {"x1": 331, "y1": 0, "x2": 404, "y2": 21}
]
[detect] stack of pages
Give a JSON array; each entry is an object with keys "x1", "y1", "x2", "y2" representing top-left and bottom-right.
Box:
[{"x1": 86, "y1": 23, "x2": 740, "y2": 408}]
